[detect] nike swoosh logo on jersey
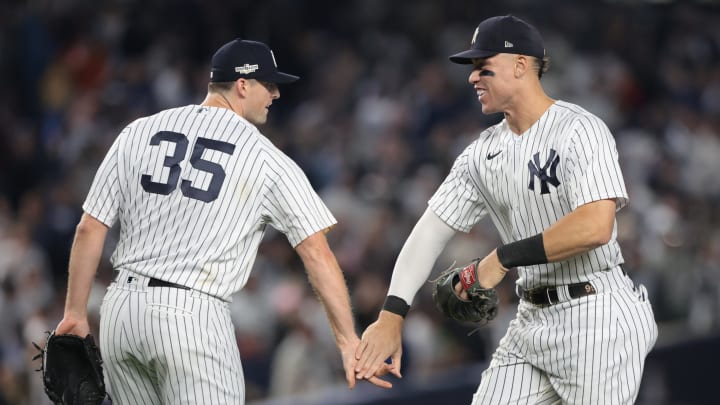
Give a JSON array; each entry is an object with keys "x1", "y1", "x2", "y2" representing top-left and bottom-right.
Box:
[{"x1": 486, "y1": 151, "x2": 502, "y2": 160}]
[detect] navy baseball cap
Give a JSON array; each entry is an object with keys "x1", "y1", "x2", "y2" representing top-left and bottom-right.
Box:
[
  {"x1": 449, "y1": 15, "x2": 545, "y2": 64},
  {"x1": 210, "y1": 39, "x2": 299, "y2": 83}
]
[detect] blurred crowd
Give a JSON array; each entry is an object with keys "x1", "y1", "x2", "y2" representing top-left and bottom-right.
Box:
[{"x1": 1, "y1": 0, "x2": 719, "y2": 403}]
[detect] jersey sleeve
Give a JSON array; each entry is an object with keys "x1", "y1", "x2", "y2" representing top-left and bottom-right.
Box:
[
  {"x1": 82, "y1": 128, "x2": 127, "y2": 227},
  {"x1": 262, "y1": 152, "x2": 337, "y2": 247},
  {"x1": 428, "y1": 142, "x2": 487, "y2": 232},
  {"x1": 564, "y1": 116, "x2": 628, "y2": 211}
]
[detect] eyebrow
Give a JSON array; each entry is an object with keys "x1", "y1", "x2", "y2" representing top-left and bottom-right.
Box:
[
  {"x1": 471, "y1": 61, "x2": 492, "y2": 72},
  {"x1": 471, "y1": 58, "x2": 488, "y2": 69},
  {"x1": 472, "y1": 58, "x2": 494, "y2": 70},
  {"x1": 257, "y1": 80, "x2": 278, "y2": 92}
]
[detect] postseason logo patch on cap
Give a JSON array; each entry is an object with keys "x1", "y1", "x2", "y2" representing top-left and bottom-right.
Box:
[{"x1": 235, "y1": 64, "x2": 259, "y2": 74}]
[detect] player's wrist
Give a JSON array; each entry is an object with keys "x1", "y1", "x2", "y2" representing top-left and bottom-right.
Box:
[
  {"x1": 62, "y1": 309, "x2": 88, "y2": 322},
  {"x1": 378, "y1": 310, "x2": 405, "y2": 331},
  {"x1": 382, "y1": 295, "x2": 410, "y2": 318},
  {"x1": 493, "y1": 250, "x2": 510, "y2": 273},
  {"x1": 496, "y1": 233, "x2": 548, "y2": 268},
  {"x1": 335, "y1": 334, "x2": 358, "y2": 349}
]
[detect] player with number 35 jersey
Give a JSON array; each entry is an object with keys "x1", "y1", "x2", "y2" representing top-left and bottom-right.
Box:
[{"x1": 54, "y1": 38, "x2": 391, "y2": 405}]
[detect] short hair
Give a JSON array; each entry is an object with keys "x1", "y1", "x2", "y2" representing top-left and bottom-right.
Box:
[
  {"x1": 533, "y1": 56, "x2": 550, "y2": 79},
  {"x1": 208, "y1": 81, "x2": 235, "y2": 93}
]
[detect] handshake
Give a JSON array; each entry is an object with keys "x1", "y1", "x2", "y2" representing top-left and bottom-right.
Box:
[{"x1": 351, "y1": 257, "x2": 503, "y2": 388}]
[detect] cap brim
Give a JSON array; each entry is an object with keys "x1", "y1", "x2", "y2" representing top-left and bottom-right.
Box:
[
  {"x1": 449, "y1": 49, "x2": 498, "y2": 64},
  {"x1": 263, "y1": 71, "x2": 300, "y2": 83}
]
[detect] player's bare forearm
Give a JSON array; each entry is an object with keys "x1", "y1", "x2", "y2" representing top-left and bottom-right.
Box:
[
  {"x1": 542, "y1": 199, "x2": 617, "y2": 262},
  {"x1": 296, "y1": 231, "x2": 356, "y2": 345},
  {"x1": 296, "y1": 231, "x2": 393, "y2": 389},
  {"x1": 474, "y1": 200, "x2": 616, "y2": 289},
  {"x1": 59, "y1": 213, "x2": 109, "y2": 335}
]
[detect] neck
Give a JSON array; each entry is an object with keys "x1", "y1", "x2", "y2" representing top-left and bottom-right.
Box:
[
  {"x1": 503, "y1": 84, "x2": 554, "y2": 135},
  {"x1": 201, "y1": 92, "x2": 242, "y2": 117}
]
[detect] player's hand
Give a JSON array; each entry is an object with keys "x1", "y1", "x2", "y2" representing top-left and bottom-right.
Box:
[
  {"x1": 55, "y1": 315, "x2": 90, "y2": 337},
  {"x1": 354, "y1": 311, "x2": 404, "y2": 381},
  {"x1": 475, "y1": 248, "x2": 509, "y2": 289},
  {"x1": 339, "y1": 337, "x2": 394, "y2": 389}
]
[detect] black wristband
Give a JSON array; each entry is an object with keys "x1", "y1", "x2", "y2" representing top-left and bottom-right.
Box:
[
  {"x1": 383, "y1": 295, "x2": 410, "y2": 318},
  {"x1": 496, "y1": 233, "x2": 548, "y2": 268}
]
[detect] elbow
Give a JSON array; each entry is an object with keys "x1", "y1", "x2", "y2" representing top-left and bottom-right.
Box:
[
  {"x1": 75, "y1": 219, "x2": 92, "y2": 236},
  {"x1": 584, "y1": 199, "x2": 617, "y2": 249},
  {"x1": 75, "y1": 214, "x2": 107, "y2": 237},
  {"x1": 587, "y1": 226, "x2": 613, "y2": 249},
  {"x1": 593, "y1": 233, "x2": 612, "y2": 248}
]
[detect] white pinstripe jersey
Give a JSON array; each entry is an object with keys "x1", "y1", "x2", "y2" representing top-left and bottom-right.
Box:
[
  {"x1": 429, "y1": 100, "x2": 628, "y2": 289},
  {"x1": 83, "y1": 105, "x2": 336, "y2": 300}
]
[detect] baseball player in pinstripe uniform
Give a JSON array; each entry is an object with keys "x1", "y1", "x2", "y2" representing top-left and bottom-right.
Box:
[
  {"x1": 356, "y1": 16, "x2": 658, "y2": 404},
  {"x1": 53, "y1": 38, "x2": 390, "y2": 404}
]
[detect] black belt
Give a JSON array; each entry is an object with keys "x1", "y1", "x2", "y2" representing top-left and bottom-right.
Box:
[
  {"x1": 148, "y1": 277, "x2": 190, "y2": 290},
  {"x1": 518, "y1": 282, "x2": 596, "y2": 306}
]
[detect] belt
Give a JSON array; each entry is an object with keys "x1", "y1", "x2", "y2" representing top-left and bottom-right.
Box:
[
  {"x1": 148, "y1": 277, "x2": 191, "y2": 290},
  {"x1": 518, "y1": 282, "x2": 596, "y2": 306}
]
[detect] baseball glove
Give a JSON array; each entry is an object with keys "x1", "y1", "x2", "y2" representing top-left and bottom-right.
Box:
[
  {"x1": 33, "y1": 331, "x2": 106, "y2": 405},
  {"x1": 431, "y1": 259, "x2": 499, "y2": 324}
]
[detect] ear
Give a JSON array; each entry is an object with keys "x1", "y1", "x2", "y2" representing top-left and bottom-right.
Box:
[
  {"x1": 514, "y1": 55, "x2": 530, "y2": 78},
  {"x1": 234, "y1": 78, "x2": 250, "y2": 98}
]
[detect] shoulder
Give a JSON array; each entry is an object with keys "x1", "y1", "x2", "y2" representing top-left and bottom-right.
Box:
[
  {"x1": 193, "y1": 106, "x2": 271, "y2": 151},
  {"x1": 553, "y1": 100, "x2": 610, "y2": 134},
  {"x1": 448, "y1": 123, "x2": 504, "y2": 174},
  {"x1": 552, "y1": 102, "x2": 619, "y2": 162},
  {"x1": 461, "y1": 121, "x2": 505, "y2": 158},
  {"x1": 479, "y1": 121, "x2": 503, "y2": 141},
  {"x1": 469, "y1": 121, "x2": 504, "y2": 150},
  {"x1": 248, "y1": 132, "x2": 301, "y2": 176},
  {"x1": 123, "y1": 105, "x2": 196, "y2": 134},
  {"x1": 144, "y1": 105, "x2": 197, "y2": 123}
]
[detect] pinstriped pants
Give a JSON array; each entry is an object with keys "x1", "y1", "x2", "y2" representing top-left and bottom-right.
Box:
[
  {"x1": 473, "y1": 269, "x2": 658, "y2": 405},
  {"x1": 99, "y1": 269, "x2": 244, "y2": 404}
]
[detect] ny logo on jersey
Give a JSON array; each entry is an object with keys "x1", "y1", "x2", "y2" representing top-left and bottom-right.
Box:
[{"x1": 528, "y1": 149, "x2": 560, "y2": 194}]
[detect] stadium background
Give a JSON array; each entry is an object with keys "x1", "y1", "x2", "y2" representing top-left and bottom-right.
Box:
[{"x1": 1, "y1": 0, "x2": 718, "y2": 404}]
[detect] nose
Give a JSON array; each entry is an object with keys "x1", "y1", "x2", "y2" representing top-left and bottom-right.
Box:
[{"x1": 468, "y1": 69, "x2": 479, "y2": 84}]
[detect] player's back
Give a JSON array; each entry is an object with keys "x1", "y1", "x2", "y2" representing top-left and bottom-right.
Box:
[{"x1": 101, "y1": 105, "x2": 279, "y2": 298}]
